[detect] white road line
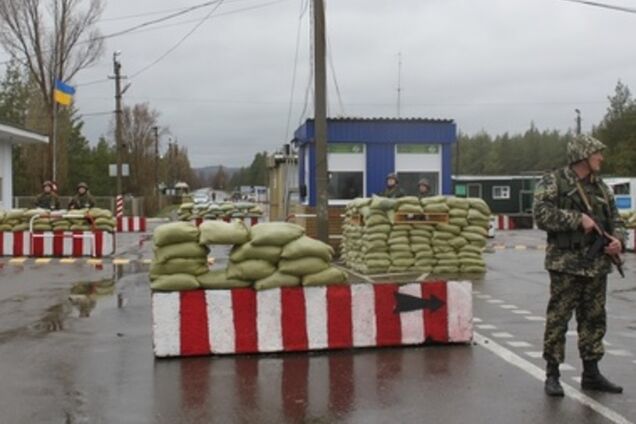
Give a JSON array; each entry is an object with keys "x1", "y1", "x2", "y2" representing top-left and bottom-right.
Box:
[
  {"x1": 525, "y1": 351, "x2": 543, "y2": 359},
  {"x1": 561, "y1": 364, "x2": 576, "y2": 372},
  {"x1": 525, "y1": 316, "x2": 546, "y2": 322},
  {"x1": 476, "y1": 294, "x2": 492, "y2": 299},
  {"x1": 567, "y1": 330, "x2": 578, "y2": 337},
  {"x1": 604, "y1": 340, "x2": 614, "y2": 347},
  {"x1": 473, "y1": 317, "x2": 483, "y2": 323},
  {"x1": 512, "y1": 310, "x2": 532, "y2": 315},
  {"x1": 491, "y1": 332, "x2": 514, "y2": 339},
  {"x1": 507, "y1": 341, "x2": 533, "y2": 348},
  {"x1": 474, "y1": 332, "x2": 634, "y2": 424},
  {"x1": 572, "y1": 376, "x2": 582, "y2": 384},
  {"x1": 500, "y1": 304, "x2": 518, "y2": 309},
  {"x1": 472, "y1": 290, "x2": 481, "y2": 294},
  {"x1": 487, "y1": 299, "x2": 504, "y2": 304},
  {"x1": 606, "y1": 349, "x2": 633, "y2": 357},
  {"x1": 476, "y1": 324, "x2": 497, "y2": 330}
]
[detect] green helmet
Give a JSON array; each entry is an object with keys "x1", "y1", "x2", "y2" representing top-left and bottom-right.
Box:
[{"x1": 567, "y1": 134, "x2": 606, "y2": 164}]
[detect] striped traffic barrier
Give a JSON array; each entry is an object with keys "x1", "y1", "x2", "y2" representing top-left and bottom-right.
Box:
[
  {"x1": 116, "y1": 216, "x2": 147, "y2": 232},
  {"x1": 626, "y1": 228, "x2": 635, "y2": 252},
  {"x1": 116, "y1": 195, "x2": 124, "y2": 218},
  {"x1": 0, "y1": 231, "x2": 115, "y2": 257},
  {"x1": 493, "y1": 215, "x2": 516, "y2": 231},
  {"x1": 152, "y1": 280, "x2": 473, "y2": 358}
]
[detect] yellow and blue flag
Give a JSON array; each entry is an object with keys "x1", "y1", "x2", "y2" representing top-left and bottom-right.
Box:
[{"x1": 54, "y1": 79, "x2": 75, "y2": 106}]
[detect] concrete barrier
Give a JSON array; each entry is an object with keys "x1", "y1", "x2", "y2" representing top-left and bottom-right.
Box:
[
  {"x1": 116, "y1": 216, "x2": 147, "y2": 233},
  {"x1": 0, "y1": 231, "x2": 115, "y2": 257},
  {"x1": 152, "y1": 280, "x2": 473, "y2": 358}
]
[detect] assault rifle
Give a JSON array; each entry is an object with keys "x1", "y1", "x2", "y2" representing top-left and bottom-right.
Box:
[{"x1": 586, "y1": 216, "x2": 625, "y2": 278}]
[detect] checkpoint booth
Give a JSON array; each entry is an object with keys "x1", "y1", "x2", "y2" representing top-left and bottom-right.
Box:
[{"x1": 291, "y1": 117, "x2": 457, "y2": 247}]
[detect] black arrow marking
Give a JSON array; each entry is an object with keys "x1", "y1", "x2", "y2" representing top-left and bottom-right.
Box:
[{"x1": 394, "y1": 291, "x2": 445, "y2": 314}]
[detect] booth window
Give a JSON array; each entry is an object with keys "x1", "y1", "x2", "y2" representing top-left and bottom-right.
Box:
[
  {"x1": 467, "y1": 183, "x2": 482, "y2": 198},
  {"x1": 397, "y1": 172, "x2": 439, "y2": 196},
  {"x1": 328, "y1": 172, "x2": 363, "y2": 200},
  {"x1": 493, "y1": 185, "x2": 511, "y2": 200}
]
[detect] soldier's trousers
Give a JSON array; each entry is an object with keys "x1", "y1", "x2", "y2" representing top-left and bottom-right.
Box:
[{"x1": 543, "y1": 271, "x2": 607, "y2": 364}]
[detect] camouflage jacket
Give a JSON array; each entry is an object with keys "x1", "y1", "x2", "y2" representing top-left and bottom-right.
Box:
[
  {"x1": 533, "y1": 166, "x2": 625, "y2": 277},
  {"x1": 34, "y1": 193, "x2": 60, "y2": 210},
  {"x1": 68, "y1": 193, "x2": 96, "y2": 210},
  {"x1": 380, "y1": 186, "x2": 405, "y2": 199}
]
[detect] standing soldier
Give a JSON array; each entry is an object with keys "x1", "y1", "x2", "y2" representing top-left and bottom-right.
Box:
[
  {"x1": 68, "y1": 182, "x2": 96, "y2": 210},
  {"x1": 35, "y1": 181, "x2": 60, "y2": 210},
  {"x1": 417, "y1": 178, "x2": 431, "y2": 199},
  {"x1": 380, "y1": 173, "x2": 405, "y2": 198},
  {"x1": 533, "y1": 134, "x2": 624, "y2": 397}
]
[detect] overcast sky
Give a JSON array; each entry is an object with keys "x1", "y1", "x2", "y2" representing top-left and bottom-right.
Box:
[{"x1": 34, "y1": 0, "x2": 636, "y2": 167}]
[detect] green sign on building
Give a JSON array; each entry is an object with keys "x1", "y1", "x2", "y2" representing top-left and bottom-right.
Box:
[
  {"x1": 328, "y1": 143, "x2": 364, "y2": 154},
  {"x1": 455, "y1": 184, "x2": 466, "y2": 196},
  {"x1": 397, "y1": 144, "x2": 440, "y2": 154}
]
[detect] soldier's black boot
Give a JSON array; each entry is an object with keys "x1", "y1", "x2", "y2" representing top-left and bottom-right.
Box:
[
  {"x1": 545, "y1": 362, "x2": 564, "y2": 397},
  {"x1": 581, "y1": 360, "x2": 623, "y2": 394}
]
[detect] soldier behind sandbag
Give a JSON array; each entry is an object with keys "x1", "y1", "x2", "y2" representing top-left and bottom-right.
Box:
[
  {"x1": 418, "y1": 178, "x2": 432, "y2": 199},
  {"x1": 533, "y1": 134, "x2": 625, "y2": 397},
  {"x1": 35, "y1": 180, "x2": 60, "y2": 210},
  {"x1": 380, "y1": 173, "x2": 405, "y2": 198},
  {"x1": 68, "y1": 182, "x2": 96, "y2": 210}
]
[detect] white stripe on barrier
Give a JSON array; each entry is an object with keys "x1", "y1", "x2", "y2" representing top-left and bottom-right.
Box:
[
  {"x1": 399, "y1": 283, "x2": 425, "y2": 345},
  {"x1": 305, "y1": 286, "x2": 328, "y2": 350},
  {"x1": 447, "y1": 281, "x2": 473, "y2": 342},
  {"x1": 351, "y1": 284, "x2": 376, "y2": 348},
  {"x1": 257, "y1": 288, "x2": 283, "y2": 352},
  {"x1": 22, "y1": 232, "x2": 31, "y2": 256},
  {"x1": 43, "y1": 234, "x2": 53, "y2": 256},
  {"x1": 206, "y1": 290, "x2": 235, "y2": 354},
  {"x1": 153, "y1": 293, "x2": 181, "y2": 357},
  {"x1": 3, "y1": 232, "x2": 11, "y2": 255},
  {"x1": 63, "y1": 232, "x2": 73, "y2": 255}
]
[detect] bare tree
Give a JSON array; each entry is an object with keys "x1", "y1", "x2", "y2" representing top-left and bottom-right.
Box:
[{"x1": 0, "y1": 0, "x2": 104, "y2": 184}]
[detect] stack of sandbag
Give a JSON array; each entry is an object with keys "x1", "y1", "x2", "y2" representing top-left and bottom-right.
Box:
[
  {"x1": 177, "y1": 203, "x2": 194, "y2": 221},
  {"x1": 341, "y1": 195, "x2": 491, "y2": 275},
  {"x1": 150, "y1": 222, "x2": 209, "y2": 291},
  {"x1": 621, "y1": 211, "x2": 636, "y2": 228},
  {"x1": 87, "y1": 208, "x2": 116, "y2": 232}
]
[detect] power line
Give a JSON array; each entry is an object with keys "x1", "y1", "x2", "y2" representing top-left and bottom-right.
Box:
[
  {"x1": 327, "y1": 34, "x2": 345, "y2": 117},
  {"x1": 128, "y1": 0, "x2": 227, "y2": 80},
  {"x1": 560, "y1": 0, "x2": 636, "y2": 14},
  {"x1": 284, "y1": 0, "x2": 309, "y2": 141}
]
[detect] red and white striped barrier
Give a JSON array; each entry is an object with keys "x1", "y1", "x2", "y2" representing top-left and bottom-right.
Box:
[
  {"x1": 152, "y1": 280, "x2": 472, "y2": 357},
  {"x1": 117, "y1": 216, "x2": 147, "y2": 232},
  {"x1": 193, "y1": 216, "x2": 262, "y2": 227},
  {"x1": 626, "y1": 228, "x2": 635, "y2": 252},
  {"x1": 0, "y1": 231, "x2": 115, "y2": 257},
  {"x1": 492, "y1": 215, "x2": 516, "y2": 231},
  {"x1": 116, "y1": 195, "x2": 124, "y2": 218}
]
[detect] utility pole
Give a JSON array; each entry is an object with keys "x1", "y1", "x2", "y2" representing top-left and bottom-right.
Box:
[
  {"x1": 313, "y1": 0, "x2": 329, "y2": 244},
  {"x1": 397, "y1": 52, "x2": 402, "y2": 118},
  {"x1": 575, "y1": 109, "x2": 582, "y2": 135},
  {"x1": 153, "y1": 126, "x2": 159, "y2": 189},
  {"x1": 111, "y1": 51, "x2": 125, "y2": 195}
]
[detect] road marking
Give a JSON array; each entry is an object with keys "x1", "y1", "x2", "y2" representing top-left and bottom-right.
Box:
[
  {"x1": 561, "y1": 363, "x2": 576, "y2": 372},
  {"x1": 34, "y1": 258, "x2": 51, "y2": 265},
  {"x1": 507, "y1": 341, "x2": 533, "y2": 348},
  {"x1": 473, "y1": 317, "x2": 483, "y2": 323},
  {"x1": 567, "y1": 330, "x2": 578, "y2": 337},
  {"x1": 476, "y1": 294, "x2": 492, "y2": 299},
  {"x1": 572, "y1": 376, "x2": 582, "y2": 384},
  {"x1": 86, "y1": 259, "x2": 103, "y2": 266},
  {"x1": 472, "y1": 290, "x2": 481, "y2": 294},
  {"x1": 59, "y1": 258, "x2": 76, "y2": 264},
  {"x1": 142, "y1": 259, "x2": 152, "y2": 265},
  {"x1": 514, "y1": 245, "x2": 527, "y2": 250},
  {"x1": 487, "y1": 299, "x2": 504, "y2": 304},
  {"x1": 113, "y1": 258, "x2": 130, "y2": 265},
  {"x1": 606, "y1": 349, "x2": 633, "y2": 357},
  {"x1": 8, "y1": 257, "x2": 27, "y2": 265},
  {"x1": 603, "y1": 340, "x2": 614, "y2": 347},
  {"x1": 500, "y1": 304, "x2": 518, "y2": 309},
  {"x1": 476, "y1": 324, "x2": 497, "y2": 330},
  {"x1": 525, "y1": 351, "x2": 543, "y2": 359},
  {"x1": 474, "y1": 332, "x2": 634, "y2": 424},
  {"x1": 512, "y1": 310, "x2": 531, "y2": 315},
  {"x1": 492, "y1": 332, "x2": 514, "y2": 339},
  {"x1": 525, "y1": 316, "x2": 546, "y2": 322}
]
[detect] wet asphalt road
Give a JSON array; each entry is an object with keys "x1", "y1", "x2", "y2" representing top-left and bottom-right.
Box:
[{"x1": 0, "y1": 229, "x2": 634, "y2": 423}]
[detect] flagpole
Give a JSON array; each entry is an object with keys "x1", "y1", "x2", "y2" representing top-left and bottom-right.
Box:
[{"x1": 52, "y1": 90, "x2": 57, "y2": 183}]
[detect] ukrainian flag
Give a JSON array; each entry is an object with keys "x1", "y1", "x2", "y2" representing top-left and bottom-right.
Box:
[{"x1": 54, "y1": 79, "x2": 75, "y2": 106}]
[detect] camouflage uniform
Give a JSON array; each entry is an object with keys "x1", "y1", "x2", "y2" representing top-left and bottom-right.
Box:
[
  {"x1": 35, "y1": 192, "x2": 60, "y2": 210},
  {"x1": 533, "y1": 135, "x2": 625, "y2": 365},
  {"x1": 381, "y1": 186, "x2": 405, "y2": 198},
  {"x1": 68, "y1": 192, "x2": 96, "y2": 210}
]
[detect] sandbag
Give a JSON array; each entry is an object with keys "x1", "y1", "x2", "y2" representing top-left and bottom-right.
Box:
[
  {"x1": 388, "y1": 230, "x2": 409, "y2": 239},
  {"x1": 433, "y1": 231, "x2": 454, "y2": 241},
  {"x1": 150, "y1": 258, "x2": 209, "y2": 279},
  {"x1": 449, "y1": 208, "x2": 469, "y2": 218},
  {"x1": 462, "y1": 231, "x2": 487, "y2": 243},
  {"x1": 461, "y1": 265, "x2": 487, "y2": 274},
  {"x1": 413, "y1": 265, "x2": 433, "y2": 273},
  {"x1": 459, "y1": 257, "x2": 486, "y2": 267},
  {"x1": 281, "y1": 236, "x2": 334, "y2": 262},
  {"x1": 390, "y1": 251, "x2": 414, "y2": 260},
  {"x1": 389, "y1": 244, "x2": 411, "y2": 252},
  {"x1": 458, "y1": 251, "x2": 482, "y2": 259},
  {"x1": 468, "y1": 209, "x2": 490, "y2": 222},
  {"x1": 410, "y1": 236, "x2": 432, "y2": 245},
  {"x1": 0, "y1": 224, "x2": 13, "y2": 232},
  {"x1": 469, "y1": 198, "x2": 491, "y2": 215},
  {"x1": 411, "y1": 243, "x2": 433, "y2": 253},
  {"x1": 420, "y1": 195, "x2": 446, "y2": 206},
  {"x1": 370, "y1": 196, "x2": 396, "y2": 211},
  {"x1": 436, "y1": 223, "x2": 461, "y2": 235},
  {"x1": 153, "y1": 222, "x2": 200, "y2": 247},
  {"x1": 255, "y1": 272, "x2": 301, "y2": 290},
  {"x1": 461, "y1": 244, "x2": 484, "y2": 255},
  {"x1": 469, "y1": 219, "x2": 490, "y2": 228},
  {"x1": 154, "y1": 242, "x2": 209, "y2": 263},
  {"x1": 463, "y1": 226, "x2": 489, "y2": 237},
  {"x1": 447, "y1": 197, "x2": 470, "y2": 210},
  {"x1": 302, "y1": 267, "x2": 348, "y2": 286},
  {"x1": 388, "y1": 236, "x2": 409, "y2": 246},
  {"x1": 362, "y1": 240, "x2": 388, "y2": 251},
  {"x1": 365, "y1": 252, "x2": 391, "y2": 261},
  {"x1": 392, "y1": 258, "x2": 415, "y2": 268},
  {"x1": 365, "y1": 215, "x2": 390, "y2": 226},
  {"x1": 449, "y1": 236, "x2": 468, "y2": 249},
  {"x1": 365, "y1": 224, "x2": 392, "y2": 235},
  {"x1": 392, "y1": 224, "x2": 413, "y2": 232},
  {"x1": 352, "y1": 197, "x2": 372, "y2": 209},
  {"x1": 250, "y1": 222, "x2": 305, "y2": 246},
  {"x1": 437, "y1": 259, "x2": 460, "y2": 267},
  {"x1": 397, "y1": 204, "x2": 423, "y2": 214},
  {"x1": 432, "y1": 239, "x2": 451, "y2": 248},
  {"x1": 230, "y1": 242, "x2": 282, "y2": 264},
  {"x1": 433, "y1": 245, "x2": 455, "y2": 254},
  {"x1": 414, "y1": 258, "x2": 437, "y2": 266},
  {"x1": 367, "y1": 259, "x2": 392, "y2": 268},
  {"x1": 278, "y1": 257, "x2": 329, "y2": 276},
  {"x1": 423, "y1": 203, "x2": 450, "y2": 213},
  {"x1": 432, "y1": 266, "x2": 459, "y2": 274},
  {"x1": 363, "y1": 233, "x2": 389, "y2": 242},
  {"x1": 449, "y1": 218, "x2": 469, "y2": 227},
  {"x1": 89, "y1": 208, "x2": 113, "y2": 219},
  {"x1": 227, "y1": 260, "x2": 277, "y2": 281},
  {"x1": 414, "y1": 250, "x2": 435, "y2": 259},
  {"x1": 199, "y1": 220, "x2": 249, "y2": 245},
  {"x1": 151, "y1": 274, "x2": 200, "y2": 291},
  {"x1": 435, "y1": 252, "x2": 458, "y2": 260}
]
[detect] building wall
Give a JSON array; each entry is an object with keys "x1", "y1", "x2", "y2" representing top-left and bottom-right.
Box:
[{"x1": 454, "y1": 178, "x2": 538, "y2": 215}]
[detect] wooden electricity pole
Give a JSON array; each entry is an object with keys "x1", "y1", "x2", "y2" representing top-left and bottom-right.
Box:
[{"x1": 314, "y1": 0, "x2": 329, "y2": 244}]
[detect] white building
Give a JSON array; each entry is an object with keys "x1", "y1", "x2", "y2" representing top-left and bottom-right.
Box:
[{"x1": 0, "y1": 123, "x2": 49, "y2": 209}]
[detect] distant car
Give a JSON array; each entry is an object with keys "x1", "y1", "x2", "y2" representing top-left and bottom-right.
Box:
[{"x1": 192, "y1": 193, "x2": 209, "y2": 204}]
